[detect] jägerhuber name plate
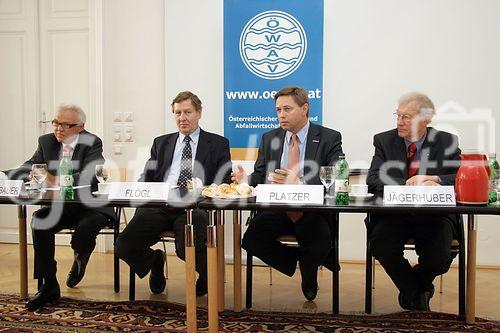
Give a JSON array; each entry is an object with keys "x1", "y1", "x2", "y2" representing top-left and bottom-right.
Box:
[{"x1": 383, "y1": 185, "x2": 456, "y2": 206}]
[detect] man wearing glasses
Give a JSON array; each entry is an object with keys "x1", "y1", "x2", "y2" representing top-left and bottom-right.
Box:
[
  {"x1": 115, "y1": 91, "x2": 231, "y2": 297},
  {"x1": 4, "y1": 104, "x2": 114, "y2": 310},
  {"x1": 366, "y1": 92, "x2": 461, "y2": 311},
  {"x1": 232, "y1": 86, "x2": 343, "y2": 301}
]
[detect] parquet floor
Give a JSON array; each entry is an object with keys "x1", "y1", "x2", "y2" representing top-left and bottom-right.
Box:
[{"x1": 0, "y1": 243, "x2": 498, "y2": 319}]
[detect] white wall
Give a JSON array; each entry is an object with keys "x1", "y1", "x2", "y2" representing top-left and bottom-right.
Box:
[
  {"x1": 1, "y1": 0, "x2": 498, "y2": 265},
  {"x1": 103, "y1": 0, "x2": 166, "y2": 181},
  {"x1": 164, "y1": 0, "x2": 500, "y2": 265}
]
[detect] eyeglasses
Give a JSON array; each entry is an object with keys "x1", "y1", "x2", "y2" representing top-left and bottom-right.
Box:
[
  {"x1": 51, "y1": 120, "x2": 79, "y2": 130},
  {"x1": 393, "y1": 111, "x2": 415, "y2": 122}
]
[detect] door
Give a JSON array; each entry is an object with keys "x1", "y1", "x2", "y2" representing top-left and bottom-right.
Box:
[{"x1": 0, "y1": 0, "x2": 102, "y2": 248}]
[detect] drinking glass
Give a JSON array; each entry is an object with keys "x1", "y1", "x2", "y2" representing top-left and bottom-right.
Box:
[
  {"x1": 31, "y1": 164, "x2": 47, "y2": 190},
  {"x1": 320, "y1": 166, "x2": 335, "y2": 198},
  {"x1": 95, "y1": 164, "x2": 109, "y2": 184}
]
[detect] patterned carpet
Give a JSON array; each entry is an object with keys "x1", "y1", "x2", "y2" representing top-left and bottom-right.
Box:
[{"x1": 0, "y1": 294, "x2": 498, "y2": 332}]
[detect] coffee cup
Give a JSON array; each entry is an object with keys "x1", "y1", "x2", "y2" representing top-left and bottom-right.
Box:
[
  {"x1": 350, "y1": 184, "x2": 368, "y2": 196},
  {"x1": 98, "y1": 182, "x2": 110, "y2": 194}
]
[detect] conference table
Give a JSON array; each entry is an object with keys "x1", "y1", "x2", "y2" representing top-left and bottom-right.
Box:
[
  {"x1": 2, "y1": 188, "x2": 499, "y2": 332},
  {"x1": 198, "y1": 196, "x2": 500, "y2": 331},
  {"x1": 0, "y1": 187, "x2": 201, "y2": 333}
]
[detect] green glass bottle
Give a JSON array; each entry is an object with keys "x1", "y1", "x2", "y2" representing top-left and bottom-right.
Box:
[
  {"x1": 334, "y1": 154, "x2": 349, "y2": 205},
  {"x1": 488, "y1": 153, "x2": 500, "y2": 203},
  {"x1": 59, "y1": 150, "x2": 74, "y2": 200}
]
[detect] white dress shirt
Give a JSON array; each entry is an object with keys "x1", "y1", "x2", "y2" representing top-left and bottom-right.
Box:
[{"x1": 166, "y1": 127, "x2": 200, "y2": 186}]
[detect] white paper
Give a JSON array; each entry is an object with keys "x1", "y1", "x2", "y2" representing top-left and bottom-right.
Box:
[
  {"x1": 383, "y1": 185, "x2": 456, "y2": 206},
  {"x1": 108, "y1": 182, "x2": 170, "y2": 201},
  {"x1": 256, "y1": 184, "x2": 324, "y2": 205}
]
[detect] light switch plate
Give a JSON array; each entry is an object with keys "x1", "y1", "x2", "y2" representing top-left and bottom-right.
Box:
[
  {"x1": 124, "y1": 125, "x2": 133, "y2": 142},
  {"x1": 113, "y1": 144, "x2": 122, "y2": 155},
  {"x1": 124, "y1": 112, "x2": 133, "y2": 122}
]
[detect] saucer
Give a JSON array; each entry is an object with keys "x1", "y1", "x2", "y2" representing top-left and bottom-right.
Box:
[
  {"x1": 92, "y1": 191, "x2": 109, "y2": 197},
  {"x1": 349, "y1": 193, "x2": 374, "y2": 201}
]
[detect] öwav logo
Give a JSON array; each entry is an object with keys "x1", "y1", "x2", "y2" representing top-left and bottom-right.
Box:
[{"x1": 239, "y1": 11, "x2": 307, "y2": 80}]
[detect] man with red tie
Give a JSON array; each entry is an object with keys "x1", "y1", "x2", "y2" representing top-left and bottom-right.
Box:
[
  {"x1": 232, "y1": 86, "x2": 343, "y2": 301},
  {"x1": 367, "y1": 92, "x2": 461, "y2": 311}
]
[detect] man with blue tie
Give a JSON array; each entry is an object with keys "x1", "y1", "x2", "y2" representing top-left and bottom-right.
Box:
[{"x1": 115, "y1": 91, "x2": 231, "y2": 297}]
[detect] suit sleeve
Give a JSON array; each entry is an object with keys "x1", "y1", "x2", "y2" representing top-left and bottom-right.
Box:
[
  {"x1": 139, "y1": 138, "x2": 159, "y2": 182},
  {"x1": 326, "y1": 131, "x2": 343, "y2": 165},
  {"x1": 437, "y1": 134, "x2": 461, "y2": 185},
  {"x1": 215, "y1": 137, "x2": 232, "y2": 184},
  {"x1": 74, "y1": 136, "x2": 105, "y2": 188},
  {"x1": 367, "y1": 135, "x2": 406, "y2": 195},
  {"x1": 4, "y1": 138, "x2": 46, "y2": 181},
  {"x1": 248, "y1": 135, "x2": 267, "y2": 187}
]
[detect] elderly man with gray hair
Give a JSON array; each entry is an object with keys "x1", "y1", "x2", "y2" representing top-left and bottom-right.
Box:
[
  {"x1": 4, "y1": 104, "x2": 114, "y2": 310},
  {"x1": 366, "y1": 92, "x2": 461, "y2": 311}
]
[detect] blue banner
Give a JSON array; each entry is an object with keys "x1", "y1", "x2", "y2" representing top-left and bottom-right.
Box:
[{"x1": 224, "y1": 0, "x2": 324, "y2": 154}]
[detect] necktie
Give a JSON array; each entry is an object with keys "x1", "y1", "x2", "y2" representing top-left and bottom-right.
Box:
[
  {"x1": 63, "y1": 144, "x2": 73, "y2": 157},
  {"x1": 286, "y1": 133, "x2": 303, "y2": 222},
  {"x1": 407, "y1": 143, "x2": 419, "y2": 178},
  {"x1": 288, "y1": 134, "x2": 300, "y2": 174},
  {"x1": 177, "y1": 136, "x2": 192, "y2": 187}
]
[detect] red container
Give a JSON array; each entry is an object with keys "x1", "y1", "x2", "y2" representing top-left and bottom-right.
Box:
[{"x1": 455, "y1": 153, "x2": 489, "y2": 204}]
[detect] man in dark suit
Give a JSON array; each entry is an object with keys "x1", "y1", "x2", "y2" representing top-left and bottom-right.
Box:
[
  {"x1": 367, "y1": 92, "x2": 461, "y2": 311},
  {"x1": 4, "y1": 104, "x2": 113, "y2": 310},
  {"x1": 115, "y1": 91, "x2": 231, "y2": 297},
  {"x1": 232, "y1": 86, "x2": 343, "y2": 301}
]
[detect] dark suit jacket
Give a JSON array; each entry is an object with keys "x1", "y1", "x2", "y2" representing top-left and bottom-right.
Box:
[
  {"x1": 248, "y1": 122, "x2": 343, "y2": 186},
  {"x1": 366, "y1": 127, "x2": 461, "y2": 235},
  {"x1": 140, "y1": 128, "x2": 231, "y2": 185},
  {"x1": 367, "y1": 127, "x2": 461, "y2": 197},
  {"x1": 4, "y1": 130, "x2": 114, "y2": 219}
]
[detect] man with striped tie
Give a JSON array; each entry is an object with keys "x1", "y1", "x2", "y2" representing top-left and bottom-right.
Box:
[
  {"x1": 115, "y1": 91, "x2": 231, "y2": 297},
  {"x1": 232, "y1": 86, "x2": 343, "y2": 301},
  {"x1": 367, "y1": 92, "x2": 461, "y2": 311}
]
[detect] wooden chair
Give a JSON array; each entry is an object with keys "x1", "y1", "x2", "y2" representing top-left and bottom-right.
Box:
[
  {"x1": 364, "y1": 213, "x2": 465, "y2": 316},
  {"x1": 245, "y1": 211, "x2": 340, "y2": 314}
]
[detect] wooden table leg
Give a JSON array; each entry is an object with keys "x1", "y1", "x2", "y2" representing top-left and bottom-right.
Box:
[
  {"x1": 216, "y1": 210, "x2": 225, "y2": 312},
  {"x1": 466, "y1": 214, "x2": 477, "y2": 324},
  {"x1": 185, "y1": 209, "x2": 197, "y2": 333},
  {"x1": 207, "y1": 210, "x2": 219, "y2": 333},
  {"x1": 18, "y1": 205, "x2": 28, "y2": 300},
  {"x1": 233, "y1": 210, "x2": 242, "y2": 312}
]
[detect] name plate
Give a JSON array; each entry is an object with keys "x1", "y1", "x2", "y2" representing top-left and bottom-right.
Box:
[
  {"x1": 108, "y1": 182, "x2": 170, "y2": 201},
  {"x1": 384, "y1": 185, "x2": 456, "y2": 206},
  {"x1": 256, "y1": 184, "x2": 324, "y2": 204},
  {"x1": 0, "y1": 180, "x2": 23, "y2": 197}
]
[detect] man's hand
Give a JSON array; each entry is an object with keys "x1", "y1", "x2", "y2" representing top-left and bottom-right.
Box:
[
  {"x1": 406, "y1": 175, "x2": 440, "y2": 186},
  {"x1": 29, "y1": 171, "x2": 58, "y2": 185},
  {"x1": 267, "y1": 168, "x2": 300, "y2": 185},
  {"x1": 45, "y1": 173, "x2": 58, "y2": 185},
  {"x1": 231, "y1": 165, "x2": 248, "y2": 184}
]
